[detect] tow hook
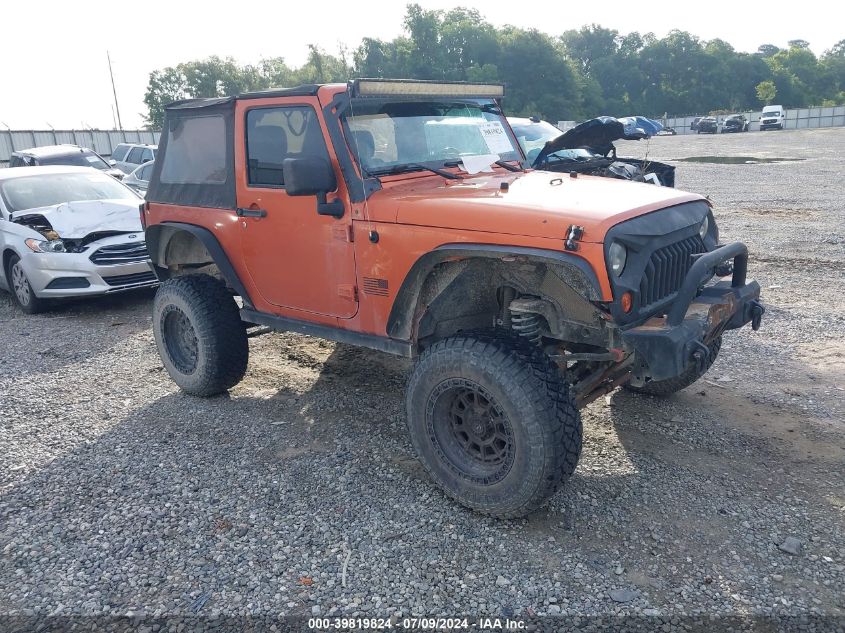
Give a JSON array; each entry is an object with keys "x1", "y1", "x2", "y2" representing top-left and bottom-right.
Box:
[{"x1": 750, "y1": 300, "x2": 765, "y2": 331}]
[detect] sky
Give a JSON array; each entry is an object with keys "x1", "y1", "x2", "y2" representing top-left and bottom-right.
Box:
[{"x1": 1, "y1": 0, "x2": 841, "y2": 130}]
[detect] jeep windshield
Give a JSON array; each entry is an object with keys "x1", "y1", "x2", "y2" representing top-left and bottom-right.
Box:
[{"x1": 342, "y1": 99, "x2": 521, "y2": 177}]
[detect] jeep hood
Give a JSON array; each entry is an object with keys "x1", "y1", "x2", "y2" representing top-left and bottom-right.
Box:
[
  {"x1": 10, "y1": 199, "x2": 143, "y2": 239},
  {"x1": 385, "y1": 170, "x2": 702, "y2": 243}
]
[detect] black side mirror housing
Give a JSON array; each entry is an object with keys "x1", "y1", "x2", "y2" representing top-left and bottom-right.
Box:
[{"x1": 282, "y1": 156, "x2": 344, "y2": 218}]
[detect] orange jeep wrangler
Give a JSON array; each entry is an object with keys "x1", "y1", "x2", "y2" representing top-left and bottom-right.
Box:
[{"x1": 143, "y1": 79, "x2": 764, "y2": 518}]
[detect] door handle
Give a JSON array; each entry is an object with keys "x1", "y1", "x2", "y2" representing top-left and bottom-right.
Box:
[{"x1": 236, "y1": 207, "x2": 267, "y2": 218}]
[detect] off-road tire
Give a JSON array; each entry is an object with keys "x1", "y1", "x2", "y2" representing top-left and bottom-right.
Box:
[
  {"x1": 625, "y1": 335, "x2": 722, "y2": 397},
  {"x1": 152, "y1": 274, "x2": 248, "y2": 397},
  {"x1": 6, "y1": 254, "x2": 49, "y2": 314},
  {"x1": 405, "y1": 331, "x2": 582, "y2": 518}
]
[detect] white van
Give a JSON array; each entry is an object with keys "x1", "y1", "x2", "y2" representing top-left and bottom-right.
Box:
[{"x1": 760, "y1": 105, "x2": 785, "y2": 130}]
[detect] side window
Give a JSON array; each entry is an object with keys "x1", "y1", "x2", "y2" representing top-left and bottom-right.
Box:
[
  {"x1": 140, "y1": 162, "x2": 154, "y2": 180},
  {"x1": 160, "y1": 115, "x2": 227, "y2": 184},
  {"x1": 112, "y1": 145, "x2": 130, "y2": 161},
  {"x1": 9, "y1": 155, "x2": 25, "y2": 167},
  {"x1": 141, "y1": 148, "x2": 153, "y2": 163},
  {"x1": 246, "y1": 106, "x2": 329, "y2": 187},
  {"x1": 126, "y1": 147, "x2": 144, "y2": 164}
]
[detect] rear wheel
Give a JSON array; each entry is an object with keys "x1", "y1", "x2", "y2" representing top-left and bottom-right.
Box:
[
  {"x1": 406, "y1": 331, "x2": 582, "y2": 518},
  {"x1": 6, "y1": 255, "x2": 49, "y2": 314},
  {"x1": 153, "y1": 274, "x2": 248, "y2": 396},
  {"x1": 625, "y1": 336, "x2": 722, "y2": 397}
]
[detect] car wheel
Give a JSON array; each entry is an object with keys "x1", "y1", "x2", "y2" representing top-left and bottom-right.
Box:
[
  {"x1": 6, "y1": 254, "x2": 48, "y2": 314},
  {"x1": 405, "y1": 330, "x2": 582, "y2": 518},
  {"x1": 625, "y1": 336, "x2": 722, "y2": 397},
  {"x1": 152, "y1": 274, "x2": 249, "y2": 396}
]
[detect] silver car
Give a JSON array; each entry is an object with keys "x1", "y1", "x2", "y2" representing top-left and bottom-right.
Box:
[
  {"x1": 0, "y1": 166, "x2": 158, "y2": 313},
  {"x1": 123, "y1": 160, "x2": 154, "y2": 195},
  {"x1": 111, "y1": 143, "x2": 156, "y2": 174}
]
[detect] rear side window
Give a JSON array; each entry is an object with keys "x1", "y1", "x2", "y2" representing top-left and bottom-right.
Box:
[
  {"x1": 139, "y1": 162, "x2": 154, "y2": 180},
  {"x1": 9, "y1": 155, "x2": 28, "y2": 167},
  {"x1": 112, "y1": 145, "x2": 130, "y2": 161},
  {"x1": 160, "y1": 115, "x2": 227, "y2": 184},
  {"x1": 126, "y1": 147, "x2": 144, "y2": 164},
  {"x1": 141, "y1": 148, "x2": 154, "y2": 163},
  {"x1": 246, "y1": 106, "x2": 329, "y2": 187}
]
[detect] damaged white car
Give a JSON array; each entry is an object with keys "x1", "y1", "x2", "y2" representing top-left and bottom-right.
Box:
[{"x1": 0, "y1": 166, "x2": 157, "y2": 313}]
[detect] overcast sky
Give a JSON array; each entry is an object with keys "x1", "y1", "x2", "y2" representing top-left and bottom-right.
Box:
[{"x1": 1, "y1": 0, "x2": 841, "y2": 130}]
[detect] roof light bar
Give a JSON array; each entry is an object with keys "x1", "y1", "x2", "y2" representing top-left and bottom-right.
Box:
[{"x1": 352, "y1": 79, "x2": 504, "y2": 99}]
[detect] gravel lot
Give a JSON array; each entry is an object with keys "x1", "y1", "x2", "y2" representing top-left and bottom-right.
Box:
[{"x1": 1, "y1": 128, "x2": 843, "y2": 630}]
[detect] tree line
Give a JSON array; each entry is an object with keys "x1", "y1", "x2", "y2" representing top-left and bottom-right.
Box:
[{"x1": 143, "y1": 4, "x2": 845, "y2": 128}]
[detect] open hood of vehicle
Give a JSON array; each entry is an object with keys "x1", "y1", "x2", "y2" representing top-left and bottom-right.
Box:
[
  {"x1": 383, "y1": 170, "x2": 702, "y2": 242},
  {"x1": 533, "y1": 116, "x2": 663, "y2": 166},
  {"x1": 10, "y1": 199, "x2": 143, "y2": 239}
]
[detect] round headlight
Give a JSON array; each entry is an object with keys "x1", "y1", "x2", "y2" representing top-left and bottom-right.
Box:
[
  {"x1": 608, "y1": 241, "x2": 627, "y2": 276},
  {"x1": 699, "y1": 215, "x2": 709, "y2": 240}
]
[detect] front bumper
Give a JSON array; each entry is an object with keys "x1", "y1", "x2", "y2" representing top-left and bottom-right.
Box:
[
  {"x1": 620, "y1": 242, "x2": 763, "y2": 382},
  {"x1": 21, "y1": 251, "x2": 158, "y2": 299}
]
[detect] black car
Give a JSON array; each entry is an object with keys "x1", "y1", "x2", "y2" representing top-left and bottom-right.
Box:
[
  {"x1": 8, "y1": 145, "x2": 125, "y2": 180},
  {"x1": 721, "y1": 114, "x2": 749, "y2": 133},
  {"x1": 697, "y1": 117, "x2": 718, "y2": 134}
]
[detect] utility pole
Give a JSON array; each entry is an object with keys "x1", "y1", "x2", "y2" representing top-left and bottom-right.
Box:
[{"x1": 107, "y1": 51, "x2": 123, "y2": 131}]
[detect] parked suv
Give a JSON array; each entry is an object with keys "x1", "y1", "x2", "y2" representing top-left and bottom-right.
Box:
[
  {"x1": 144, "y1": 80, "x2": 764, "y2": 517},
  {"x1": 111, "y1": 143, "x2": 156, "y2": 174},
  {"x1": 9, "y1": 144, "x2": 125, "y2": 180}
]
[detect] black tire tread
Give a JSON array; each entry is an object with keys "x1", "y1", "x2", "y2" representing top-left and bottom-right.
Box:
[
  {"x1": 153, "y1": 274, "x2": 248, "y2": 397},
  {"x1": 407, "y1": 330, "x2": 582, "y2": 518},
  {"x1": 625, "y1": 335, "x2": 722, "y2": 397}
]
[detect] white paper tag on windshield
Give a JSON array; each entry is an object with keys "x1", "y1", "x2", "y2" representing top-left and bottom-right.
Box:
[
  {"x1": 461, "y1": 154, "x2": 498, "y2": 175},
  {"x1": 479, "y1": 121, "x2": 513, "y2": 154}
]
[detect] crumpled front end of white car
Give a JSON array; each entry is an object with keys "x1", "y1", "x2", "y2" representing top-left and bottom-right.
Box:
[{"x1": 19, "y1": 231, "x2": 157, "y2": 297}]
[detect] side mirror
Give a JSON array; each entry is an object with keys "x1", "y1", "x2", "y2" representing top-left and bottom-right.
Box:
[
  {"x1": 109, "y1": 159, "x2": 117, "y2": 167},
  {"x1": 282, "y1": 156, "x2": 344, "y2": 218}
]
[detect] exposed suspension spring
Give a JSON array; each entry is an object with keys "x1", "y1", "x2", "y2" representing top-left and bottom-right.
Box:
[{"x1": 510, "y1": 310, "x2": 543, "y2": 345}]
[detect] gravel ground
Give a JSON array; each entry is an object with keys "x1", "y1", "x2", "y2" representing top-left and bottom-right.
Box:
[{"x1": 1, "y1": 129, "x2": 843, "y2": 630}]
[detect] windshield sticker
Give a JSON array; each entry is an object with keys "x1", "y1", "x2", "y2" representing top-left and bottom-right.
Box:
[
  {"x1": 479, "y1": 121, "x2": 513, "y2": 154},
  {"x1": 461, "y1": 154, "x2": 498, "y2": 175}
]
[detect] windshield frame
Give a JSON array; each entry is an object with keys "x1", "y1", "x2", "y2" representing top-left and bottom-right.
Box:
[
  {"x1": 0, "y1": 171, "x2": 140, "y2": 214},
  {"x1": 340, "y1": 97, "x2": 526, "y2": 179}
]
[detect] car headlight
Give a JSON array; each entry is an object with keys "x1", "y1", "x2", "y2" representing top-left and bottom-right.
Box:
[
  {"x1": 25, "y1": 238, "x2": 66, "y2": 253},
  {"x1": 699, "y1": 215, "x2": 709, "y2": 240},
  {"x1": 608, "y1": 241, "x2": 627, "y2": 276}
]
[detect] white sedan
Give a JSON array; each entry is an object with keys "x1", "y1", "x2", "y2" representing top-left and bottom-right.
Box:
[{"x1": 0, "y1": 166, "x2": 157, "y2": 313}]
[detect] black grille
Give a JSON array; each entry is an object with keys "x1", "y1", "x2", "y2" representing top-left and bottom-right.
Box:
[
  {"x1": 639, "y1": 236, "x2": 706, "y2": 308},
  {"x1": 46, "y1": 277, "x2": 90, "y2": 289},
  {"x1": 89, "y1": 241, "x2": 148, "y2": 265},
  {"x1": 102, "y1": 271, "x2": 157, "y2": 287}
]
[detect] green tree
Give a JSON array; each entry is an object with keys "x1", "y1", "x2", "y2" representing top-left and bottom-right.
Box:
[{"x1": 756, "y1": 80, "x2": 777, "y2": 105}]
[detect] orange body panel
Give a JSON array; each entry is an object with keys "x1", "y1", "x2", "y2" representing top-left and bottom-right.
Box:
[{"x1": 146, "y1": 84, "x2": 707, "y2": 340}]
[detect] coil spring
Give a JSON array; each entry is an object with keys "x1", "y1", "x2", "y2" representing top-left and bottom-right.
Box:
[{"x1": 510, "y1": 311, "x2": 543, "y2": 345}]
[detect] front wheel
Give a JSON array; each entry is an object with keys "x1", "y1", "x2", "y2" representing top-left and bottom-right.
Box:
[
  {"x1": 406, "y1": 332, "x2": 582, "y2": 518},
  {"x1": 6, "y1": 255, "x2": 49, "y2": 314},
  {"x1": 152, "y1": 274, "x2": 249, "y2": 396},
  {"x1": 625, "y1": 336, "x2": 722, "y2": 397}
]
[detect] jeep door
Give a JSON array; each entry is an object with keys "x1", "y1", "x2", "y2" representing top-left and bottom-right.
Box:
[{"x1": 235, "y1": 99, "x2": 358, "y2": 319}]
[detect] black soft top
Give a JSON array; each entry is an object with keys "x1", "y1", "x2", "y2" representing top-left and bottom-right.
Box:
[{"x1": 147, "y1": 85, "x2": 325, "y2": 208}]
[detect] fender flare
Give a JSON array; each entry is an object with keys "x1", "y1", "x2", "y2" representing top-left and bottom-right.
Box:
[
  {"x1": 144, "y1": 222, "x2": 253, "y2": 307},
  {"x1": 386, "y1": 243, "x2": 602, "y2": 340}
]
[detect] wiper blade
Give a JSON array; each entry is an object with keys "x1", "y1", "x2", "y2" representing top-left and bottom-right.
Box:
[
  {"x1": 494, "y1": 160, "x2": 523, "y2": 172},
  {"x1": 373, "y1": 163, "x2": 462, "y2": 180}
]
